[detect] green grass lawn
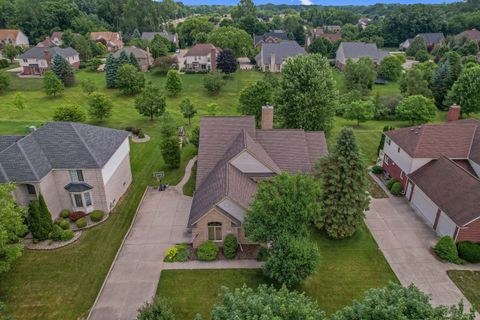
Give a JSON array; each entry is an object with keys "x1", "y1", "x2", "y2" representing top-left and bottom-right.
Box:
[
  {"x1": 447, "y1": 270, "x2": 480, "y2": 312},
  {"x1": 183, "y1": 162, "x2": 197, "y2": 196}
]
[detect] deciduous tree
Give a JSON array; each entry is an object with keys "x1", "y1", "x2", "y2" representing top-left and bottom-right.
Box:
[
  {"x1": 238, "y1": 80, "x2": 272, "y2": 126},
  {"x1": 160, "y1": 136, "x2": 180, "y2": 169},
  {"x1": 208, "y1": 27, "x2": 252, "y2": 57},
  {"x1": 43, "y1": 71, "x2": 64, "y2": 97},
  {"x1": 406, "y1": 36, "x2": 427, "y2": 57},
  {"x1": 344, "y1": 57, "x2": 377, "y2": 95},
  {"x1": 134, "y1": 83, "x2": 166, "y2": 120},
  {"x1": 165, "y1": 70, "x2": 182, "y2": 97},
  {"x1": 203, "y1": 72, "x2": 224, "y2": 95},
  {"x1": 12, "y1": 92, "x2": 26, "y2": 112},
  {"x1": 396, "y1": 95, "x2": 437, "y2": 124},
  {"x1": 116, "y1": 64, "x2": 145, "y2": 95},
  {"x1": 446, "y1": 65, "x2": 480, "y2": 115},
  {"x1": 137, "y1": 296, "x2": 175, "y2": 320},
  {"x1": 216, "y1": 48, "x2": 237, "y2": 75},
  {"x1": 179, "y1": 98, "x2": 196, "y2": 125},
  {"x1": 400, "y1": 68, "x2": 432, "y2": 98},
  {"x1": 378, "y1": 56, "x2": 402, "y2": 81},
  {"x1": 3, "y1": 44, "x2": 17, "y2": 63},
  {"x1": 0, "y1": 70, "x2": 10, "y2": 92},
  {"x1": 88, "y1": 92, "x2": 113, "y2": 121},
  {"x1": 344, "y1": 100, "x2": 375, "y2": 125},
  {"x1": 53, "y1": 105, "x2": 86, "y2": 122}
]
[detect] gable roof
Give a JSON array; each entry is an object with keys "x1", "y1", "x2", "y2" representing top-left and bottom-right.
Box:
[
  {"x1": 256, "y1": 41, "x2": 307, "y2": 65},
  {"x1": 90, "y1": 32, "x2": 123, "y2": 47},
  {"x1": 184, "y1": 43, "x2": 219, "y2": 57},
  {"x1": 337, "y1": 42, "x2": 389, "y2": 62},
  {"x1": 456, "y1": 29, "x2": 480, "y2": 43},
  {"x1": 113, "y1": 46, "x2": 150, "y2": 59},
  {"x1": 417, "y1": 33, "x2": 445, "y2": 45},
  {"x1": 0, "y1": 122, "x2": 129, "y2": 183},
  {"x1": 384, "y1": 120, "x2": 479, "y2": 159},
  {"x1": 19, "y1": 46, "x2": 78, "y2": 59},
  {"x1": 189, "y1": 115, "x2": 328, "y2": 227},
  {"x1": 408, "y1": 156, "x2": 480, "y2": 226},
  {"x1": 141, "y1": 31, "x2": 176, "y2": 42},
  {"x1": 254, "y1": 31, "x2": 289, "y2": 46},
  {"x1": 36, "y1": 37, "x2": 56, "y2": 48},
  {"x1": 0, "y1": 29, "x2": 21, "y2": 41},
  {"x1": 51, "y1": 32, "x2": 63, "y2": 40}
]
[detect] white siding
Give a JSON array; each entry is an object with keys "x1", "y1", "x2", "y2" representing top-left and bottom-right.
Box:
[
  {"x1": 20, "y1": 58, "x2": 48, "y2": 68},
  {"x1": 16, "y1": 31, "x2": 29, "y2": 46},
  {"x1": 469, "y1": 159, "x2": 480, "y2": 177},
  {"x1": 230, "y1": 151, "x2": 273, "y2": 174},
  {"x1": 383, "y1": 138, "x2": 414, "y2": 173},
  {"x1": 101, "y1": 138, "x2": 129, "y2": 184},
  {"x1": 411, "y1": 186, "x2": 438, "y2": 226},
  {"x1": 436, "y1": 211, "x2": 457, "y2": 237},
  {"x1": 411, "y1": 158, "x2": 434, "y2": 172}
]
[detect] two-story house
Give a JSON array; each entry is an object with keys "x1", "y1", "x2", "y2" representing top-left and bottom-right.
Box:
[
  {"x1": 0, "y1": 122, "x2": 132, "y2": 219},
  {"x1": 184, "y1": 43, "x2": 220, "y2": 72},
  {"x1": 381, "y1": 106, "x2": 480, "y2": 242},
  {"x1": 335, "y1": 42, "x2": 389, "y2": 70},
  {"x1": 90, "y1": 32, "x2": 124, "y2": 52},
  {"x1": 19, "y1": 47, "x2": 80, "y2": 76},
  {"x1": 255, "y1": 41, "x2": 307, "y2": 72},
  {"x1": 113, "y1": 46, "x2": 153, "y2": 72},
  {"x1": 0, "y1": 29, "x2": 29, "y2": 48}
]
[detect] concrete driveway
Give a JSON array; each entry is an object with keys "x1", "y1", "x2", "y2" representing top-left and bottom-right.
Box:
[{"x1": 366, "y1": 196, "x2": 478, "y2": 313}]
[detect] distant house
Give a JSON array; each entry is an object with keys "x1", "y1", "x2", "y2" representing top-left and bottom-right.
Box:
[
  {"x1": 399, "y1": 33, "x2": 445, "y2": 51},
  {"x1": 0, "y1": 29, "x2": 29, "y2": 49},
  {"x1": 455, "y1": 29, "x2": 480, "y2": 44},
  {"x1": 19, "y1": 46, "x2": 80, "y2": 76},
  {"x1": 381, "y1": 106, "x2": 480, "y2": 242},
  {"x1": 141, "y1": 31, "x2": 179, "y2": 48},
  {"x1": 305, "y1": 27, "x2": 342, "y2": 48},
  {"x1": 51, "y1": 32, "x2": 64, "y2": 46},
  {"x1": 189, "y1": 106, "x2": 328, "y2": 247},
  {"x1": 253, "y1": 30, "x2": 289, "y2": 48},
  {"x1": 113, "y1": 46, "x2": 153, "y2": 72},
  {"x1": 358, "y1": 18, "x2": 371, "y2": 29},
  {"x1": 36, "y1": 37, "x2": 57, "y2": 48},
  {"x1": 184, "y1": 43, "x2": 221, "y2": 72},
  {"x1": 335, "y1": 42, "x2": 389, "y2": 70},
  {"x1": 0, "y1": 122, "x2": 132, "y2": 219},
  {"x1": 90, "y1": 32, "x2": 123, "y2": 52},
  {"x1": 255, "y1": 41, "x2": 307, "y2": 72}
]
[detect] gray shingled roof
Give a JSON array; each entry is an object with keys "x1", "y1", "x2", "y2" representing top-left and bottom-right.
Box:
[
  {"x1": 141, "y1": 31, "x2": 175, "y2": 42},
  {"x1": 418, "y1": 33, "x2": 445, "y2": 45},
  {"x1": 337, "y1": 42, "x2": 389, "y2": 62},
  {"x1": 255, "y1": 41, "x2": 307, "y2": 65},
  {"x1": 0, "y1": 122, "x2": 129, "y2": 183},
  {"x1": 113, "y1": 46, "x2": 149, "y2": 59},
  {"x1": 19, "y1": 46, "x2": 78, "y2": 59},
  {"x1": 254, "y1": 31, "x2": 288, "y2": 46}
]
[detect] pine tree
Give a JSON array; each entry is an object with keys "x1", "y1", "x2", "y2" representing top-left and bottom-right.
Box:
[
  {"x1": 52, "y1": 54, "x2": 75, "y2": 87},
  {"x1": 105, "y1": 54, "x2": 120, "y2": 88},
  {"x1": 129, "y1": 52, "x2": 140, "y2": 70},
  {"x1": 28, "y1": 193, "x2": 54, "y2": 241},
  {"x1": 318, "y1": 127, "x2": 370, "y2": 239},
  {"x1": 118, "y1": 51, "x2": 130, "y2": 65}
]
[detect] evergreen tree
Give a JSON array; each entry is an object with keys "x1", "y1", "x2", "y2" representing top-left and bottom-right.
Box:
[
  {"x1": 28, "y1": 193, "x2": 54, "y2": 241},
  {"x1": 165, "y1": 70, "x2": 183, "y2": 96},
  {"x1": 160, "y1": 136, "x2": 181, "y2": 169},
  {"x1": 118, "y1": 50, "x2": 130, "y2": 65},
  {"x1": 129, "y1": 52, "x2": 140, "y2": 70},
  {"x1": 318, "y1": 127, "x2": 370, "y2": 239},
  {"x1": 216, "y1": 48, "x2": 237, "y2": 75},
  {"x1": 105, "y1": 54, "x2": 120, "y2": 88},
  {"x1": 52, "y1": 54, "x2": 76, "y2": 87},
  {"x1": 431, "y1": 52, "x2": 462, "y2": 108}
]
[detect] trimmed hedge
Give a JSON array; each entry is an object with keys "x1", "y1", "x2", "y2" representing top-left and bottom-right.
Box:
[
  {"x1": 434, "y1": 236, "x2": 463, "y2": 264},
  {"x1": 457, "y1": 241, "x2": 480, "y2": 263},
  {"x1": 51, "y1": 225, "x2": 74, "y2": 241},
  {"x1": 60, "y1": 209, "x2": 71, "y2": 219},
  {"x1": 223, "y1": 234, "x2": 238, "y2": 259},
  {"x1": 390, "y1": 182, "x2": 402, "y2": 196},
  {"x1": 90, "y1": 210, "x2": 105, "y2": 222},
  {"x1": 75, "y1": 217, "x2": 87, "y2": 228},
  {"x1": 371, "y1": 165, "x2": 384, "y2": 174},
  {"x1": 197, "y1": 240, "x2": 218, "y2": 261},
  {"x1": 59, "y1": 219, "x2": 70, "y2": 230}
]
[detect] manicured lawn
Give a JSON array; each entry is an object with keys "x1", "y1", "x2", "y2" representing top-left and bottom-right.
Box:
[
  {"x1": 183, "y1": 162, "x2": 197, "y2": 196},
  {"x1": 156, "y1": 224, "x2": 397, "y2": 319},
  {"x1": 447, "y1": 270, "x2": 480, "y2": 312}
]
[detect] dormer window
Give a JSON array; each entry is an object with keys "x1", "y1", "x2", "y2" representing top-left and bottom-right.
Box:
[{"x1": 386, "y1": 137, "x2": 391, "y2": 145}]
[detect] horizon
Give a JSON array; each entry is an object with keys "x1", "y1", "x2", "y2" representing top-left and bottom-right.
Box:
[{"x1": 181, "y1": 0, "x2": 458, "y2": 6}]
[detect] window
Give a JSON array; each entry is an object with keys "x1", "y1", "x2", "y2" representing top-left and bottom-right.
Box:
[
  {"x1": 386, "y1": 137, "x2": 391, "y2": 145},
  {"x1": 69, "y1": 170, "x2": 84, "y2": 182},
  {"x1": 397, "y1": 147, "x2": 401, "y2": 153},
  {"x1": 400, "y1": 171, "x2": 404, "y2": 179},
  {"x1": 207, "y1": 222, "x2": 222, "y2": 241},
  {"x1": 84, "y1": 192, "x2": 92, "y2": 206},
  {"x1": 26, "y1": 184, "x2": 36, "y2": 195},
  {"x1": 74, "y1": 194, "x2": 83, "y2": 207},
  {"x1": 23, "y1": 59, "x2": 28, "y2": 63}
]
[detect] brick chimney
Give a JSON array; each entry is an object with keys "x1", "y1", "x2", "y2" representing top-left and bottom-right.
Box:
[
  {"x1": 261, "y1": 104, "x2": 274, "y2": 130},
  {"x1": 210, "y1": 47, "x2": 217, "y2": 71},
  {"x1": 44, "y1": 49, "x2": 52, "y2": 67},
  {"x1": 447, "y1": 105, "x2": 461, "y2": 122}
]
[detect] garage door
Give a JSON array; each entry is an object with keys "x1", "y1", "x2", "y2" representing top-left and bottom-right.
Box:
[
  {"x1": 411, "y1": 187, "x2": 437, "y2": 226},
  {"x1": 436, "y1": 212, "x2": 456, "y2": 237}
]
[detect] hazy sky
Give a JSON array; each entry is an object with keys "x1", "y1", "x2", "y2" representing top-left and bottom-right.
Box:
[{"x1": 183, "y1": 0, "x2": 457, "y2": 5}]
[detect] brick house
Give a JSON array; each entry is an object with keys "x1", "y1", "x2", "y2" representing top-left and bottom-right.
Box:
[
  {"x1": 19, "y1": 47, "x2": 80, "y2": 76},
  {"x1": 305, "y1": 27, "x2": 342, "y2": 49},
  {"x1": 0, "y1": 122, "x2": 132, "y2": 219},
  {"x1": 381, "y1": 106, "x2": 480, "y2": 242},
  {"x1": 184, "y1": 43, "x2": 220, "y2": 72},
  {"x1": 90, "y1": 32, "x2": 124, "y2": 52},
  {"x1": 189, "y1": 106, "x2": 328, "y2": 247}
]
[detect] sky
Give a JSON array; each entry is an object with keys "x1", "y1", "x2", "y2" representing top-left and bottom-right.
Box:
[{"x1": 183, "y1": 0, "x2": 458, "y2": 5}]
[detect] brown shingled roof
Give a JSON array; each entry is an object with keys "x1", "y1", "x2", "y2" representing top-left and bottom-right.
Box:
[
  {"x1": 184, "y1": 43, "x2": 220, "y2": 57},
  {"x1": 0, "y1": 29, "x2": 20, "y2": 41},
  {"x1": 408, "y1": 156, "x2": 480, "y2": 226},
  {"x1": 456, "y1": 29, "x2": 480, "y2": 43}
]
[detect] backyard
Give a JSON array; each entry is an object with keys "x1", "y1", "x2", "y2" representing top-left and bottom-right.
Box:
[{"x1": 447, "y1": 270, "x2": 480, "y2": 312}]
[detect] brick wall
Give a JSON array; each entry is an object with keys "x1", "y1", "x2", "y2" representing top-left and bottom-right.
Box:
[
  {"x1": 382, "y1": 154, "x2": 408, "y2": 188},
  {"x1": 457, "y1": 219, "x2": 480, "y2": 242}
]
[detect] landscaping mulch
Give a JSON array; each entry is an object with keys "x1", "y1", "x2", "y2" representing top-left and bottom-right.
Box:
[{"x1": 186, "y1": 243, "x2": 260, "y2": 261}]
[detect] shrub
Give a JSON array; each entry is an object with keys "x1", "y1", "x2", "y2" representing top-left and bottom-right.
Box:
[
  {"x1": 457, "y1": 241, "x2": 480, "y2": 263},
  {"x1": 390, "y1": 182, "x2": 402, "y2": 196},
  {"x1": 257, "y1": 246, "x2": 269, "y2": 262},
  {"x1": 60, "y1": 209, "x2": 71, "y2": 219},
  {"x1": 176, "y1": 244, "x2": 189, "y2": 262},
  {"x1": 51, "y1": 225, "x2": 74, "y2": 241},
  {"x1": 125, "y1": 126, "x2": 133, "y2": 132},
  {"x1": 0, "y1": 59, "x2": 9, "y2": 68},
  {"x1": 434, "y1": 236, "x2": 463, "y2": 264},
  {"x1": 164, "y1": 246, "x2": 179, "y2": 262},
  {"x1": 223, "y1": 234, "x2": 238, "y2": 259},
  {"x1": 131, "y1": 127, "x2": 141, "y2": 136},
  {"x1": 69, "y1": 211, "x2": 87, "y2": 221},
  {"x1": 75, "y1": 217, "x2": 87, "y2": 228},
  {"x1": 138, "y1": 130, "x2": 145, "y2": 139},
  {"x1": 386, "y1": 178, "x2": 398, "y2": 190},
  {"x1": 137, "y1": 296, "x2": 175, "y2": 320},
  {"x1": 59, "y1": 219, "x2": 70, "y2": 230},
  {"x1": 371, "y1": 165, "x2": 384, "y2": 174},
  {"x1": 90, "y1": 210, "x2": 105, "y2": 222},
  {"x1": 197, "y1": 240, "x2": 218, "y2": 261}
]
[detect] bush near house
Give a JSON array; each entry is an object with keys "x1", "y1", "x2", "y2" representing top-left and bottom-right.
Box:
[
  {"x1": 223, "y1": 234, "x2": 238, "y2": 259},
  {"x1": 51, "y1": 225, "x2": 74, "y2": 241},
  {"x1": 69, "y1": 211, "x2": 88, "y2": 222},
  {"x1": 390, "y1": 182, "x2": 402, "y2": 196},
  {"x1": 59, "y1": 220, "x2": 70, "y2": 230},
  {"x1": 434, "y1": 236, "x2": 464, "y2": 264},
  {"x1": 256, "y1": 247, "x2": 269, "y2": 262},
  {"x1": 386, "y1": 178, "x2": 399, "y2": 190},
  {"x1": 371, "y1": 165, "x2": 383, "y2": 174},
  {"x1": 197, "y1": 240, "x2": 218, "y2": 261},
  {"x1": 75, "y1": 217, "x2": 87, "y2": 229},
  {"x1": 164, "y1": 244, "x2": 190, "y2": 262},
  {"x1": 60, "y1": 209, "x2": 71, "y2": 219},
  {"x1": 89, "y1": 210, "x2": 105, "y2": 222},
  {"x1": 457, "y1": 241, "x2": 480, "y2": 263}
]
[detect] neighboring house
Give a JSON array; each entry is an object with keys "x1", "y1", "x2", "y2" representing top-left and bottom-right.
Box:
[
  {"x1": 0, "y1": 29, "x2": 29, "y2": 49},
  {"x1": 51, "y1": 32, "x2": 64, "y2": 46},
  {"x1": 335, "y1": 42, "x2": 389, "y2": 70},
  {"x1": 255, "y1": 41, "x2": 307, "y2": 72},
  {"x1": 0, "y1": 122, "x2": 132, "y2": 219},
  {"x1": 455, "y1": 29, "x2": 480, "y2": 44},
  {"x1": 113, "y1": 46, "x2": 153, "y2": 71},
  {"x1": 19, "y1": 46, "x2": 80, "y2": 76},
  {"x1": 358, "y1": 18, "x2": 371, "y2": 29},
  {"x1": 184, "y1": 43, "x2": 220, "y2": 72},
  {"x1": 141, "y1": 31, "x2": 179, "y2": 48},
  {"x1": 254, "y1": 30, "x2": 289, "y2": 48},
  {"x1": 36, "y1": 37, "x2": 57, "y2": 48},
  {"x1": 381, "y1": 106, "x2": 480, "y2": 242},
  {"x1": 305, "y1": 27, "x2": 342, "y2": 48},
  {"x1": 189, "y1": 106, "x2": 328, "y2": 247},
  {"x1": 90, "y1": 32, "x2": 123, "y2": 52},
  {"x1": 325, "y1": 25, "x2": 341, "y2": 33},
  {"x1": 399, "y1": 33, "x2": 445, "y2": 51}
]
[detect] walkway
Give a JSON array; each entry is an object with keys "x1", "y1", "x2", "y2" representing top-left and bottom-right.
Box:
[
  {"x1": 88, "y1": 158, "x2": 196, "y2": 320},
  {"x1": 163, "y1": 259, "x2": 263, "y2": 270},
  {"x1": 366, "y1": 196, "x2": 480, "y2": 317}
]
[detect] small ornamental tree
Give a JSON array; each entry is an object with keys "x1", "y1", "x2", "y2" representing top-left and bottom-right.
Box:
[
  {"x1": 134, "y1": 83, "x2": 166, "y2": 120},
  {"x1": 160, "y1": 136, "x2": 181, "y2": 169},
  {"x1": 105, "y1": 54, "x2": 120, "y2": 88},
  {"x1": 378, "y1": 56, "x2": 402, "y2": 81},
  {"x1": 406, "y1": 36, "x2": 427, "y2": 57},
  {"x1": 344, "y1": 57, "x2": 377, "y2": 95},
  {"x1": 211, "y1": 285, "x2": 326, "y2": 320},
  {"x1": 53, "y1": 105, "x2": 86, "y2": 122},
  {"x1": 81, "y1": 78, "x2": 97, "y2": 95},
  {"x1": 203, "y1": 72, "x2": 224, "y2": 95},
  {"x1": 165, "y1": 70, "x2": 183, "y2": 97},
  {"x1": 52, "y1": 54, "x2": 75, "y2": 87},
  {"x1": 136, "y1": 296, "x2": 175, "y2": 320},
  {"x1": 344, "y1": 100, "x2": 375, "y2": 125},
  {"x1": 400, "y1": 68, "x2": 432, "y2": 98},
  {"x1": 3, "y1": 44, "x2": 18, "y2": 63},
  {"x1": 396, "y1": 95, "x2": 437, "y2": 125},
  {"x1": 0, "y1": 70, "x2": 11, "y2": 92},
  {"x1": 116, "y1": 64, "x2": 145, "y2": 95},
  {"x1": 179, "y1": 98, "x2": 197, "y2": 125},
  {"x1": 28, "y1": 194, "x2": 54, "y2": 241},
  {"x1": 12, "y1": 92, "x2": 26, "y2": 112},
  {"x1": 88, "y1": 92, "x2": 113, "y2": 121},
  {"x1": 446, "y1": 66, "x2": 480, "y2": 115},
  {"x1": 238, "y1": 80, "x2": 272, "y2": 126},
  {"x1": 318, "y1": 127, "x2": 370, "y2": 239},
  {"x1": 216, "y1": 48, "x2": 237, "y2": 75},
  {"x1": 43, "y1": 71, "x2": 64, "y2": 97}
]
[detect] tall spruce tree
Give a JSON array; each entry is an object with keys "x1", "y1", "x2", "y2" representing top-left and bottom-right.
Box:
[
  {"x1": 129, "y1": 52, "x2": 140, "y2": 70},
  {"x1": 52, "y1": 54, "x2": 75, "y2": 87},
  {"x1": 105, "y1": 54, "x2": 120, "y2": 88},
  {"x1": 431, "y1": 52, "x2": 462, "y2": 108},
  {"x1": 318, "y1": 127, "x2": 370, "y2": 239},
  {"x1": 118, "y1": 51, "x2": 130, "y2": 65},
  {"x1": 28, "y1": 194, "x2": 54, "y2": 241}
]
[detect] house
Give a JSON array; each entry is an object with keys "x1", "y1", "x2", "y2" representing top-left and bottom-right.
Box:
[
  {"x1": 184, "y1": 43, "x2": 220, "y2": 72},
  {"x1": 188, "y1": 106, "x2": 328, "y2": 247},
  {"x1": 455, "y1": 29, "x2": 480, "y2": 44},
  {"x1": 19, "y1": 46, "x2": 80, "y2": 76},
  {"x1": 113, "y1": 46, "x2": 153, "y2": 72},
  {"x1": 253, "y1": 30, "x2": 289, "y2": 48},
  {"x1": 141, "y1": 31, "x2": 179, "y2": 48},
  {"x1": 335, "y1": 42, "x2": 389, "y2": 70},
  {"x1": 0, "y1": 122, "x2": 132, "y2": 219},
  {"x1": 400, "y1": 33, "x2": 445, "y2": 51},
  {"x1": 305, "y1": 27, "x2": 342, "y2": 48},
  {"x1": 255, "y1": 41, "x2": 307, "y2": 72},
  {"x1": 0, "y1": 29, "x2": 29, "y2": 49},
  {"x1": 325, "y1": 25, "x2": 341, "y2": 33},
  {"x1": 50, "y1": 32, "x2": 64, "y2": 46},
  {"x1": 36, "y1": 37, "x2": 57, "y2": 48},
  {"x1": 90, "y1": 32, "x2": 123, "y2": 52},
  {"x1": 358, "y1": 18, "x2": 371, "y2": 29},
  {"x1": 381, "y1": 106, "x2": 480, "y2": 242}
]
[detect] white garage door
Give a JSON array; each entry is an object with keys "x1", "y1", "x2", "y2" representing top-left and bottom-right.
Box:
[
  {"x1": 411, "y1": 187, "x2": 438, "y2": 226},
  {"x1": 436, "y1": 212, "x2": 457, "y2": 237}
]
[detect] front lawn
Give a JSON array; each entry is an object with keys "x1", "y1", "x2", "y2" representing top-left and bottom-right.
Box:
[
  {"x1": 156, "y1": 224, "x2": 397, "y2": 319},
  {"x1": 447, "y1": 270, "x2": 480, "y2": 312}
]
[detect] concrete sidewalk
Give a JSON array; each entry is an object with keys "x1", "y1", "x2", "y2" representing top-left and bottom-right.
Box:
[{"x1": 163, "y1": 259, "x2": 263, "y2": 270}]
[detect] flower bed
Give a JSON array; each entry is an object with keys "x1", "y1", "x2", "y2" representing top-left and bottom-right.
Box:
[{"x1": 69, "y1": 211, "x2": 88, "y2": 221}]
